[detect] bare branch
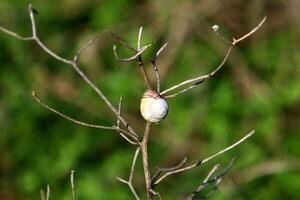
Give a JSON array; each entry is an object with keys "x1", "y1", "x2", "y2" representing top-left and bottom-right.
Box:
[
  {"x1": 186, "y1": 157, "x2": 236, "y2": 200},
  {"x1": 137, "y1": 26, "x2": 143, "y2": 51},
  {"x1": 164, "y1": 80, "x2": 205, "y2": 99},
  {"x1": 0, "y1": 4, "x2": 140, "y2": 140},
  {"x1": 32, "y1": 91, "x2": 115, "y2": 130},
  {"x1": 74, "y1": 37, "x2": 99, "y2": 63},
  {"x1": 27, "y1": 4, "x2": 73, "y2": 65},
  {"x1": 108, "y1": 28, "x2": 152, "y2": 89},
  {"x1": 70, "y1": 170, "x2": 76, "y2": 200},
  {"x1": 106, "y1": 30, "x2": 137, "y2": 53},
  {"x1": 113, "y1": 43, "x2": 152, "y2": 62},
  {"x1": 185, "y1": 164, "x2": 220, "y2": 200},
  {"x1": 151, "y1": 43, "x2": 167, "y2": 93},
  {"x1": 32, "y1": 91, "x2": 139, "y2": 143},
  {"x1": 0, "y1": 26, "x2": 33, "y2": 40},
  {"x1": 153, "y1": 130, "x2": 255, "y2": 186},
  {"x1": 232, "y1": 16, "x2": 267, "y2": 45},
  {"x1": 117, "y1": 147, "x2": 141, "y2": 200},
  {"x1": 117, "y1": 96, "x2": 123, "y2": 129},
  {"x1": 161, "y1": 17, "x2": 267, "y2": 98},
  {"x1": 152, "y1": 156, "x2": 187, "y2": 185}
]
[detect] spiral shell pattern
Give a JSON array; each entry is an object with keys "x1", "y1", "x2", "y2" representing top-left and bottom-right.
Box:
[{"x1": 140, "y1": 90, "x2": 168, "y2": 123}]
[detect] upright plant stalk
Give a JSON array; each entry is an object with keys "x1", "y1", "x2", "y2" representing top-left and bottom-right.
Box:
[{"x1": 141, "y1": 122, "x2": 153, "y2": 200}]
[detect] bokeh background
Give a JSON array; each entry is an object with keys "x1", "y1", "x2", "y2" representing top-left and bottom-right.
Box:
[{"x1": 1, "y1": 0, "x2": 300, "y2": 199}]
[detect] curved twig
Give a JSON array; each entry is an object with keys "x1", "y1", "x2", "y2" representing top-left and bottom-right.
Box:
[{"x1": 161, "y1": 17, "x2": 267, "y2": 98}]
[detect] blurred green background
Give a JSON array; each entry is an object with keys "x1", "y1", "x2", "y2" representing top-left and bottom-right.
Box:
[{"x1": 1, "y1": 0, "x2": 300, "y2": 199}]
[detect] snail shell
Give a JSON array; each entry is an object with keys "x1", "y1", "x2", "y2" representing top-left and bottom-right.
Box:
[{"x1": 140, "y1": 90, "x2": 168, "y2": 123}]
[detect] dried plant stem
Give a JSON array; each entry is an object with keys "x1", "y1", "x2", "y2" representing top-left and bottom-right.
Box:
[
  {"x1": 32, "y1": 91, "x2": 139, "y2": 144},
  {"x1": 0, "y1": 4, "x2": 139, "y2": 141},
  {"x1": 161, "y1": 17, "x2": 267, "y2": 98},
  {"x1": 153, "y1": 130, "x2": 255, "y2": 186},
  {"x1": 141, "y1": 122, "x2": 153, "y2": 200},
  {"x1": 109, "y1": 27, "x2": 152, "y2": 90},
  {"x1": 117, "y1": 147, "x2": 141, "y2": 200},
  {"x1": 151, "y1": 43, "x2": 167, "y2": 93}
]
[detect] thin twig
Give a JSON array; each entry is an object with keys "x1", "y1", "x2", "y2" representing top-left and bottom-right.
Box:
[
  {"x1": 186, "y1": 157, "x2": 236, "y2": 200},
  {"x1": 113, "y1": 43, "x2": 152, "y2": 62},
  {"x1": 74, "y1": 37, "x2": 99, "y2": 63},
  {"x1": 137, "y1": 26, "x2": 143, "y2": 51},
  {"x1": 32, "y1": 91, "x2": 113, "y2": 130},
  {"x1": 106, "y1": 30, "x2": 137, "y2": 53},
  {"x1": 153, "y1": 130, "x2": 255, "y2": 186},
  {"x1": 0, "y1": 26, "x2": 33, "y2": 40},
  {"x1": 161, "y1": 17, "x2": 267, "y2": 98},
  {"x1": 117, "y1": 147, "x2": 141, "y2": 200},
  {"x1": 151, "y1": 43, "x2": 167, "y2": 93},
  {"x1": 32, "y1": 91, "x2": 139, "y2": 143},
  {"x1": 70, "y1": 170, "x2": 76, "y2": 200},
  {"x1": 164, "y1": 80, "x2": 205, "y2": 99},
  {"x1": 0, "y1": 4, "x2": 140, "y2": 140},
  {"x1": 46, "y1": 185, "x2": 50, "y2": 200},
  {"x1": 151, "y1": 156, "x2": 187, "y2": 185},
  {"x1": 117, "y1": 96, "x2": 123, "y2": 129},
  {"x1": 185, "y1": 164, "x2": 220, "y2": 200},
  {"x1": 108, "y1": 28, "x2": 152, "y2": 89}
]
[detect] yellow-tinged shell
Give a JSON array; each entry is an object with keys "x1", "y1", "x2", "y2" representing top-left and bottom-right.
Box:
[{"x1": 140, "y1": 90, "x2": 168, "y2": 123}]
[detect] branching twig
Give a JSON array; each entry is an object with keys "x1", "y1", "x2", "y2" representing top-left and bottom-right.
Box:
[
  {"x1": 108, "y1": 26, "x2": 152, "y2": 90},
  {"x1": 153, "y1": 130, "x2": 255, "y2": 186},
  {"x1": 161, "y1": 17, "x2": 267, "y2": 98},
  {"x1": 0, "y1": 4, "x2": 139, "y2": 141},
  {"x1": 117, "y1": 147, "x2": 141, "y2": 200},
  {"x1": 151, "y1": 156, "x2": 187, "y2": 186},
  {"x1": 186, "y1": 157, "x2": 236, "y2": 200},
  {"x1": 31, "y1": 91, "x2": 139, "y2": 144},
  {"x1": 74, "y1": 37, "x2": 99, "y2": 63},
  {"x1": 113, "y1": 43, "x2": 152, "y2": 62}
]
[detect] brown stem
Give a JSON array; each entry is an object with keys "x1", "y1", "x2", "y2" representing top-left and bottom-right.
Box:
[
  {"x1": 141, "y1": 122, "x2": 153, "y2": 200},
  {"x1": 138, "y1": 57, "x2": 152, "y2": 90}
]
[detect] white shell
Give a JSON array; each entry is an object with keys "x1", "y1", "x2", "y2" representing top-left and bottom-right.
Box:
[{"x1": 140, "y1": 90, "x2": 168, "y2": 123}]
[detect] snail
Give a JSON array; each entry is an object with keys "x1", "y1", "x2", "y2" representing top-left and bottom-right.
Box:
[{"x1": 140, "y1": 90, "x2": 168, "y2": 123}]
